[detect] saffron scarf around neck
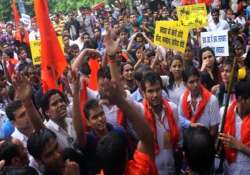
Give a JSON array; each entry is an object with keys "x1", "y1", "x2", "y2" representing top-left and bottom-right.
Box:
[
  {"x1": 182, "y1": 85, "x2": 211, "y2": 123},
  {"x1": 143, "y1": 98, "x2": 180, "y2": 154},
  {"x1": 224, "y1": 100, "x2": 250, "y2": 163}
]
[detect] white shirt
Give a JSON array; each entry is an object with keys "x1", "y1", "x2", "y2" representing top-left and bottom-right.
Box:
[
  {"x1": 235, "y1": 16, "x2": 246, "y2": 26},
  {"x1": 44, "y1": 118, "x2": 76, "y2": 149},
  {"x1": 29, "y1": 30, "x2": 40, "y2": 41},
  {"x1": 102, "y1": 97, "x2": 144, "y2": 128},
  {"x1": 220, "y1": 107, "x2": 250, "y2": 175},
  {"x1": 167, "y1": 82, "x2": 185, "y2": 106},
  {"x1": 153, "y1": 102, "x2": 181, "y2": 175},
  {"x1": 70, "y1": 37, "x2": 84, "y2": 50},
  {"x1": 207, "y1": 19, "x2": 230, "y2": 32},
  {"x1": 178, "y1": 93, "x2": 220, "y2": 128},
  {"x1": 11, "y1": 128, "x2": 28, "y2": 147}
]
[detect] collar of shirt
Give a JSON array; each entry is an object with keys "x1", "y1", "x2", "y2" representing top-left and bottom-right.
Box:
[
  {"x1": 131, "y1": 88, "x2": 143, "y2": 102},
  {"x1": 187, "y1": 93, "x2": 202, "y2": 112},
  {"x1": 11, "y1": 127, "x2": 28, "y2": 146},
  {"x1": 45, "y1": 119, "x2": 60, "y2": 132}
]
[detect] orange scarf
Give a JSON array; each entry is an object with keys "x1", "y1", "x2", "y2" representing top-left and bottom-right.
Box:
[
  {"x1": 182, "y1": 86, "x2": 211, "y2": 123},
  {"x1": 143, "y1": 98, "x2": 179, "y2": 154},
  {"x1": 224, "y1": 100, "x2": 250, "y2": 163},
  {"x1": 117, "y1": 109, "x2": 125, "y2": 126},
  {"x1": 99, "y1": 150, "x2": 158, "y2": 175},
  {"x1": 15, "y1": 30, "x2": 30, "y2": 45}
]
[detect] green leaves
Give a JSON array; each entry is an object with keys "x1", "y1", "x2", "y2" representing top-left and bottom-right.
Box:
[{"x1": 0, "y1": 0, "x2": 105, "y2": 22}]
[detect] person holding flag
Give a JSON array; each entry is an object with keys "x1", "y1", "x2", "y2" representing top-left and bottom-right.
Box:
[{"x1": 219, "y1": 81, "x2": 250, "y2": 175}]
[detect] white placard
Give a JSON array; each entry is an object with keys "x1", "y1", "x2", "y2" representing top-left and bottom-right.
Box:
[
  {"x1": 200, "y1": 30, "x2": 229, "y2": 57},
  {"x1": 21, "y1": 13, "x2": 31, "y2": 25}
]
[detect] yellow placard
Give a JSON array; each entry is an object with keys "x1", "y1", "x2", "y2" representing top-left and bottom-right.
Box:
[
  {"x1": 30, "y1": 37, "x2": 64, "y2": 65},
  {"x1": 154, "y1": 21, "x2": 189, "y2": 53},
  {"x1": 177, "y1": 3, "x2": 208, "y2": 29}
]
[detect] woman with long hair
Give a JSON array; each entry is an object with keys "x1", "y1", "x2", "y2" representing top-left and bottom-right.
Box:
[
  {"x1": 200, "y1": 47, "x2": 220, "y2": 90},
  {"x1": 166, "y1": 55, "x2": 185, "y2": 105}
]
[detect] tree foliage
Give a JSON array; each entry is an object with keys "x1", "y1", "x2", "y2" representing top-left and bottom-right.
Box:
[{"x1": 0, "y1": 0, "x2": 109, "y2": 22}]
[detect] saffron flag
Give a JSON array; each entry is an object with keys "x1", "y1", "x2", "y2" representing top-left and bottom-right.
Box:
[
  {"x1": 12, "y1": 0, "x2": 21, "y2": 26},
  {"x1": 181, "y1": 0, "x2": 211, "y2": 5},
  {"x1": 34, "y1": 0, "x2": 67, "y2": 92},
  {"x1": 88, "y1": 58, "x2": 100, "y2": 90}
]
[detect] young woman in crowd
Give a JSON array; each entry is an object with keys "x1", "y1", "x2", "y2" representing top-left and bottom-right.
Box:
[
  {"x1": 165, "y1": 55, "x2": 185, "y2": 106},
  {"x1": 121, "y1": 62, "x2": 137, "y2": 93},
  {"x1": 211, "y1": 58, "x2": 236, "y2": 107},
  {"x1": 200, "y1": 47, "x2": 220, "y2": 90}
]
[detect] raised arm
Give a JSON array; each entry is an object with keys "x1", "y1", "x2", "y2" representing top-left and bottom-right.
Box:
[
  {"x1": 103, "y1": 29, "x2": 121, "y2": 82},
  {"x1": 142, "y1": 32, "x2": 156, "y2": 49},
  {"x1": 102, "y1": 80, "x2": 154, "y2": 160},
  {"x1": 127, "y1": 33, "x2": 137, "y2": 51},
  {"x1": 70, "y1": 70, "x2": 86, "y2": 146},
  {"x1": 13, "y1": 74, "x2": 44, "y2": 131},
  {"x1": 71, "y1": 48, "x2": 101, "y2": 72}
]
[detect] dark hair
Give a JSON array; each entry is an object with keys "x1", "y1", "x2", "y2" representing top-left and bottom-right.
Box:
[
  {"x1": 80, "y1": 63, "x2": 91, "y2": 76},
  {"x1": 84, "y1": 99, "x2": 100, "y2": 119},
  {"x1": 235, "y1": 81, "x2": 250, "y2": 99},
  {"x1": 221, "y1": 57, "x2": 233, "y2": 67},
  {"x1": 93, "y1": 27, "x2": 101, "y2": 33},
  {"x1": 141, "y1": 71, "x2": 163, "y2": 91},
  {"x1": 1, "y1": 166, "x2": 38, "y2": 175},
  {"x1": 27, "y1": 128, "x2": 57, "y2": 160},
  {"x1": 7, "y1": 86, "x2": 15, "y2": 101},
  {"x1": 183, "y1": 66, "x2": 200, "y2": 82},
  {"x1": 183, "y1": 126, "x2": 215, "y2": 174},
  {"x1": 167, "y1": 55, "x2": 184, "y2": 90},
  {"x1": 135, "y1": 33, "x2": 144, "y2": 40},
  {"x1": 134, "y1": 64, "x2": 152, "y2": 82},
  {"x1": 199, "y1": 47, "x2": 215, "y2": 66},
  {"x1": 5, "y1": 101, "x2": 22, "y2": 121},
  {"x1": 3, "y1": 49, "x2": 14, "y2": 58},
  {"x1": 40, "y1": 89, "x2": 66, "y2": 114},
  {"x1": 17, "y1": 47, "x2": 26, "y2": 56},
  {"x1": 96, "y1": 131, "x2": 128, "y2": 174},
  {"x1": 97, "y1": 66, "x2": 111, "y2": 80},
  {"x1": 0, "y1": 139, "x2": 20, "y2": 166},
  {"x1": 120, "y1": 62, "x2": 133, "y2": 74},
  {"x1": 120, "y1": 27, "x2": 129, "y2": 34},
  {"x1": 211, "y1": 8, "x2": 219, "y2": 15},
  {"x1": 70, "y1": 44, "x2": 79, "y2": 50}
]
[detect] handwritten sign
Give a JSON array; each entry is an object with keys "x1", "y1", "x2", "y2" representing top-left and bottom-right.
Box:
[
  {"x1": 21, "y1": 13, "x2": 31, "y2": 26},
  {"x1": 176, "y1": 3, "x2": 208, "y2": 29},
  {"x1": 200, "y1": 30, "x2": 229, "y2": 56},
  {"x1": 154, "y1": 21, "x2": 189, "y2": 53},
  {"x1": 30, "y1": 37, "x2": 64, "y2": 65}
]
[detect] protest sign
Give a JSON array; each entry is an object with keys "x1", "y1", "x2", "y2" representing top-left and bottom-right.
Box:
[
  {"x1": 200, "y1": 30, "x2": 229, "y2": 56},
  {"x1": 21, "y1": 13, "x2": 31, "y2": 25},
  {"x1": 154, "y1": 21, "x2": 189, "y2": 53},
  {"x1": 30, "y1": 37, "x2": 64, "y2": 65},
  {"x1": 176, "y1": 3, "x2": 208, "y2": 29}
]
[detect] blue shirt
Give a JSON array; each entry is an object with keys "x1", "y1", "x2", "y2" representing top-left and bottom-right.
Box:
[
  {"x1": 247, "y1": 6, "x2": 250, "y2": 20},
  {"x1": 130, "y1": 88, "x2": 169, "y2": 102}
]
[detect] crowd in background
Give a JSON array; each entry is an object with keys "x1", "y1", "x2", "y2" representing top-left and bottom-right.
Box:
[{"x1": 0, "y1": 0, "x2": 250, "y2": 175}]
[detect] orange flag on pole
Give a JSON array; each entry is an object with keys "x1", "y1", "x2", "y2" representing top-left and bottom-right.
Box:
[
  {"x1": 12, "y1": 0, "x2": 21, "y2": 26},
  {"x1": 88, "y1": 58, "x2": 100, "y2": 90},
  {"x1": 34, "y1": 0, "x2": 67, "y2": 92}
]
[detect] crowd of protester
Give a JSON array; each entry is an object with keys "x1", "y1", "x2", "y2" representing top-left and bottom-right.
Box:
[{"x1": 0, "y1": 0, "x2": 250, "y2": 174}]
